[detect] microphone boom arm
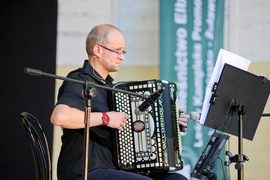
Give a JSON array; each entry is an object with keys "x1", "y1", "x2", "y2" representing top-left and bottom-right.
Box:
[{"x1": 24, "y1": 67, "x2": 145, "y2": 99}]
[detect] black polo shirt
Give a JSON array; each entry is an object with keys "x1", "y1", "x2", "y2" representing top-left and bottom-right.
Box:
[{"x1": 56, "y1": 60, "x2": 116, "y2": 180}]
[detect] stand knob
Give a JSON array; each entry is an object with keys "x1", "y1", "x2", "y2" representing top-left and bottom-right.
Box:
[
  {"x1": 244, "y1": 155, "x2": 249, "y2": 162},
  {"x1": 235, "y1": 162, "x2": 243, "y2": 170},
  {"x1": 225, "y1": 151, "x2": 234, "y2": 166}
]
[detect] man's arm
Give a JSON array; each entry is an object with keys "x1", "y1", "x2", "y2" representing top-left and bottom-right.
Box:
[{"x1": 51, "y1": 104, "x2": 129, "y2": 130}]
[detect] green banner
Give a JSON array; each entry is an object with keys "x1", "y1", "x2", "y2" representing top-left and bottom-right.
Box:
[{"x1": 160, "y1": 0, "x2": 226, "y2": 179}]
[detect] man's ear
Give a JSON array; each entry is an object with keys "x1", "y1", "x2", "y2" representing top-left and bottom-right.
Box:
[{"x1": 92, "y1": 44, "x2": 102, "y2": 57}]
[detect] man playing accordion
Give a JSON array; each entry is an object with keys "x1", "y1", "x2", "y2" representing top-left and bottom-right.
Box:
[{"x1": 51, "y1": 24, "x2": 189, "y2": 180}]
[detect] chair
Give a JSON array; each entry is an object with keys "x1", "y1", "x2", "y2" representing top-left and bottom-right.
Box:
[{"x1": 20, "y1": 112, "x2": 52, "y2": 180}]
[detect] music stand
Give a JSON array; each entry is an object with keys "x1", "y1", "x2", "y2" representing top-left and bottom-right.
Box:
[{"x1": 202, "y1": 63, "x2": 270, "y2": 179}]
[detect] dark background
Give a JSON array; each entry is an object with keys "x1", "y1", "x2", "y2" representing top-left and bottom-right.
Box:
[{"x1": 1, "y1": 1, "x2": 57, "y2": 179}]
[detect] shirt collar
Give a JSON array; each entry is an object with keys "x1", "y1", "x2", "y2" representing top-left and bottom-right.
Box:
[{"x1": 82, "y1": 60, "x2": 114, "y2": 86}]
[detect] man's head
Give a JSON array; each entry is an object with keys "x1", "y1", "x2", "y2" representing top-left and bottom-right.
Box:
[
  {"x1": 86, "y1": 24, "x2": 126, "y2": 75},
  {"x1": 86, "y1": 24, "x2": 124, "y2": 57}
]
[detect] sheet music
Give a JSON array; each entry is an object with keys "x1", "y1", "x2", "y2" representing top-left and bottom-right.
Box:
[{"x1": 200, "y1": 49, "x2": 251, "y2": 124}]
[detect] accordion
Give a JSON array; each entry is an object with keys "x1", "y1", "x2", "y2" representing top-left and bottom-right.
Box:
[{"x1": 111, "y1": 79, "x2": 183, "y2": 174}]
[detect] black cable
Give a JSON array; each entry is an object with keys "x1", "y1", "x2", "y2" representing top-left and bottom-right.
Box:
[
  {"x1": 227, "y1": 138, "x2": 231, "y2": 180},
  {"x1": 217, "y1": 156, "x2": 227, "y2": 180},
  {"x1": 214, "y1": 124, "x2": 231, "y2": 180},
  {"x1": 214, "y1": 124, "x2": 229, "y2": 134}
]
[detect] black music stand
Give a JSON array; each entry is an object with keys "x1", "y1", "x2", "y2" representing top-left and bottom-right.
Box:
[{"x1": 201, "y1": 64, "x2": 270, "y2": 180}]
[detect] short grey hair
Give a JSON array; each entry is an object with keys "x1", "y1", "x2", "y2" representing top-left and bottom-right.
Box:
[{"x1": 85, "y1": 24, "x2": 122, "y2": 56}]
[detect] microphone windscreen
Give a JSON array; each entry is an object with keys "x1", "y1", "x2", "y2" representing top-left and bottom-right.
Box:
[
  {"x1": 134, "y1": 107, "x2": 143, "y2": 115},
  {"x1": 189, "y1": 112, "x2": 201, "y2": 121}
]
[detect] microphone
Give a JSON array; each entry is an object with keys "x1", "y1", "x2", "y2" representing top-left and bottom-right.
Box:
[
  {"x1": 134, "y1": 88, "x2": 165, "y2": 115},
  {"x1": 102, "y1": 57, "x2": 117, "y2": 68},
  {"x1": 189, "y1": 112, "x2": 201, "y2": 121}
]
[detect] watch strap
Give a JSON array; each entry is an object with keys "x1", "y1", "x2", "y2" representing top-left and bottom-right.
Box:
[{"x1": 101, "y1": 112, "x2": 110, "y2": 125}]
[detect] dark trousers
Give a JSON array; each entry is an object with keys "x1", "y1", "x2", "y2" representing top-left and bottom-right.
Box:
[{"x1": 74, "y1": 168, "x2": 187, "y2": 180}]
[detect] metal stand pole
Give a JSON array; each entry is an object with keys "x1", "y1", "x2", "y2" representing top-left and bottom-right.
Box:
[
  {"x1": 238, "y1": 113, "x2": 244, "y2": 180},
  {"x1": 235, "y1": 105, "x2": 246, "y2": 180},
  {"x1": 225, "y1": 102, "x2": 249, "y2": 180},
  {"x1": 82, "y1": 84, "x2": 96, "y2": 180}
]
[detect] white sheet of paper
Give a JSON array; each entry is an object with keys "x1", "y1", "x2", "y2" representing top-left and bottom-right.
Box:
[{"x1": 200, "y1": 49, "x2": 251, "y2": 124}]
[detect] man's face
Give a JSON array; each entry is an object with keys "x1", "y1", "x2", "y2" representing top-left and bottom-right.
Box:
[{"x1": 100, "y1": 30, "x2": 126, "y2": 72}]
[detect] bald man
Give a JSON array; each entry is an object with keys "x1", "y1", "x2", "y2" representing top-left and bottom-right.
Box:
[{"x1": 51, "y1": 24, "x2": 188, "y2": 180}]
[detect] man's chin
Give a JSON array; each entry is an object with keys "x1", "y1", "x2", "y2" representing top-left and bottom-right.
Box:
[{"x1": 111, "y1": 66, "x2": 120, "y2": 72}]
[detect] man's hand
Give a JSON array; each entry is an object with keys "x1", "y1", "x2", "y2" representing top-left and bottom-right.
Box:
[
  {"x1": 106, "y1": 111, "x2": 130, "y2": 131},
  {"x1": 178, "y1": 109, "x2": 189, "y2": 132}
]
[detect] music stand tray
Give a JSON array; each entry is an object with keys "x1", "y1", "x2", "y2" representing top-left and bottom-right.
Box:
[{"x1": 204, "y1": 63, "x2": 270, "y2": 140}]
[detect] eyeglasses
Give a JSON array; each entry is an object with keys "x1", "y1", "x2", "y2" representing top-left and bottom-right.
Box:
[{"x1": 98, "y1": 44, "x2": 126, "y2": 56}]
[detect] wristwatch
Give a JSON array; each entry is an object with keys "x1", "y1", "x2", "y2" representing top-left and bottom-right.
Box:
[{"x1": 101, "y1": 112, "x2": 110, "y2": 125}]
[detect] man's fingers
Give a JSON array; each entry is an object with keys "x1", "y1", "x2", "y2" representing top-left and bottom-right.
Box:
[
  {"x1": 179, "y1": 109, "x2": 185, "y2": 114},
  {"x1": 125, "y1": 114, "x2": 130, "y2": 119},
  {"x1": 180, "y1": 114, "x2": 190, "y2": 119},
  {"x1": 178, "y1": 119, "x2": 188, "y2": 126}
]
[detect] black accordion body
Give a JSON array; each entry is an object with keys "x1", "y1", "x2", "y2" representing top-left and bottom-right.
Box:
[{"x1": 111, "y1": 79, "x2": 183, "y2": 174}]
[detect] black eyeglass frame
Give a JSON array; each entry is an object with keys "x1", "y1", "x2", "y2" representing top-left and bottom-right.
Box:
[{"x1": 98, "y1": 44, "x2": 126, "y2": 56}]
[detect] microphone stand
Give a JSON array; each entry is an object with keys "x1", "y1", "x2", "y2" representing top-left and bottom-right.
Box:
[
  {"x1": 24, "y1": 68, "x2": 146, "y2": 180},
  {"x1": 82, "y1": 82, "x2": 95, "y2": 180}
]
